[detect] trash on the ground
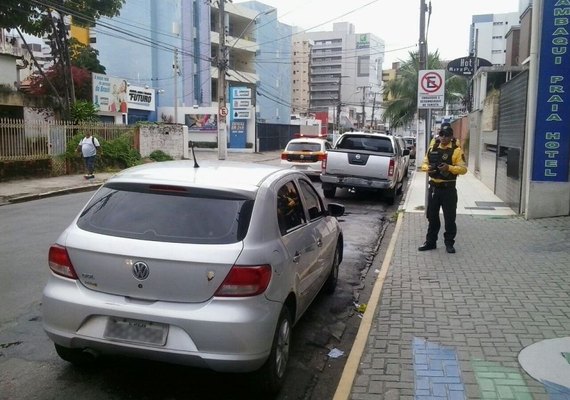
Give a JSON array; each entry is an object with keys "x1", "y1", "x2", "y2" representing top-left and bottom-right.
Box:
[
  {"x1": 374, "y1": 269, "x2": 381, "y2": 274},
  {"x1": 328, "y1": 348, "x2": 344, "y2": 358},
  {"x1": 354, "y1": 303, "x2": 367, "y2": 313}
]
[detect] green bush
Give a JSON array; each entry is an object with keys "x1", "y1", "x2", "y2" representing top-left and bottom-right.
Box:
[
  {"x1": 149, "y1": 150, "x2": 173, "y2": 162},
  {"x1": 67, "y1": 131, "x2": 141, "y2": 172}
]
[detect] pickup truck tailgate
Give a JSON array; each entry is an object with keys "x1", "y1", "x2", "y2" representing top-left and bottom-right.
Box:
[{"x1": 325, "y1": 150, "x2": 393, "y2": 180}]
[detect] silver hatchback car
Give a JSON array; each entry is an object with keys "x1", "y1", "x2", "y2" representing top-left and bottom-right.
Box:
[{"x1": 43, "y1": 160, "x2": 344, "y2": 394}]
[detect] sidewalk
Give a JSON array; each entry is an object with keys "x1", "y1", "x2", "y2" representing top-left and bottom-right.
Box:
[
  {"x1": 0, "y1": 149, "x2": 282, "y2": 205},
  {"x1": 335, "y1": 170, "x2": 570, "y2": 399}
]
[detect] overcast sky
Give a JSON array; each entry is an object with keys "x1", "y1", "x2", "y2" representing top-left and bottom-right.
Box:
[{"x1": 237, "y1": 0, "x2": 520, "y2": 67}]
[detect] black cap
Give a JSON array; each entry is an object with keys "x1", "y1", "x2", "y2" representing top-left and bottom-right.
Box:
[{"x1": 439, "y1": 126, "x2": 454, "y2": 137}]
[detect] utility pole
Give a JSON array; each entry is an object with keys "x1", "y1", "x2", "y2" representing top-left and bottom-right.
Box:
[
  {"x1": 173, "y1": 47, "x2": 179, "y2": 124},
  {"x1": 217, "y1": 0, "x2": 228, "y2": 160},
  {"x1": 419, "y1": 0, "x2": 430, "y2": 212},
  {"x1": 357, "y1": 86, "x2": 368, "y2": 129},
  {"x1": 370, "y1": 91, "x2": 377, "y2": 132}
]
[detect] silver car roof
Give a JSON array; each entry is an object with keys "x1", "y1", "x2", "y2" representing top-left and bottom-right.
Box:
[{"x1": 108, "y1": 160, "x2": 290, "y2": 193}]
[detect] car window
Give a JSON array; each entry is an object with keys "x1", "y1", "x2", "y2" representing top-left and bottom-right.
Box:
[
  {"x1": 276, "y1": 181, "x2": 307, "y2": 235},
  {"x1": 286, "y1": 142, "x2": 322, "y2": 152},
  {"x1": 325, "y1": 142, "x2": 332, "y2": 150},
  {"x1": 298, "y1": 179, "x2": 325, "y2": 221},
  {"x1": 77, "y1": 185, "x2": 254, "y2": 244},
  {"x1": 337, "y1": 136, "x2": 393, "y2": 153}
]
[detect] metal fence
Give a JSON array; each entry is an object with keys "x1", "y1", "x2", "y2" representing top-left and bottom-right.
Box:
[{"x1": 0, "y1": 118, "x2": 133, "y2": 161}]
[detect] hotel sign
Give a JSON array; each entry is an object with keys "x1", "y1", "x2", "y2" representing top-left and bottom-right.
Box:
[{"x1": 532, "y1": 0, "x2": 570, "y2": 182}]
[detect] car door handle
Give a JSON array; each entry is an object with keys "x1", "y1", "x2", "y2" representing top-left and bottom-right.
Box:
[
  {"x1": 316, "y1": 239, "x2": 322, "y2": 247},
  {"x1": 293, "y1": 252, "x2": 301, "y2": 263}
]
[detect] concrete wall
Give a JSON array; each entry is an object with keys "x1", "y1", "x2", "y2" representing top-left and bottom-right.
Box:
[
  {"x1": 137, "y1": 124, "x2": 189, "y2": 159},
  {"x1": 0, "y1": 55, "x2": 17, "y2": 89}
]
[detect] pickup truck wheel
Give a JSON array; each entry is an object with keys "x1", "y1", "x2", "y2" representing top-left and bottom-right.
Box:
[{"x1": 323, "y1": 186, "x2": 336, "y2": 199}]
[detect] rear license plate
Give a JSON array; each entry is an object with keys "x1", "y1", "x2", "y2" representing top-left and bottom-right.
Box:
[{"x1": 104, "y1": 317, "x2": 168, "y2": 346}]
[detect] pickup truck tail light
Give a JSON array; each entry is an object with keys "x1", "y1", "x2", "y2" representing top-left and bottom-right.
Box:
[
  {"x1": 388, "y1": 158, "x2": 395, "y2": 177},
  {"x1": 281, "y1": 153, "x2": 288, "y2": 160},
  {"x1": 321, "y1": 153, "x2": 328, "y2": 170},
  {"x1": 317, "y1": 152, "x2": 327, "y2": 161}
]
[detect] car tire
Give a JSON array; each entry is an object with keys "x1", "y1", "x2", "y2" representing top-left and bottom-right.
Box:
[
  {"x1": 255, "y1": 306, "x2": 292, "y2": 395},
  {"x1": 323, "y1": 186, "x2": 336, "y2": 199},
  {"x1": 324, "y1": 244, "x2": 340, "y2": 294},
  {"x1": 54, "y1": 344, "x2": 98, "y2": 367}
]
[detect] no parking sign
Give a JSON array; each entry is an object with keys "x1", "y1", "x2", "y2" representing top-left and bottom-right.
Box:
[{"x1": 417, "y1": 69, "x2": 445, "y2": 109}]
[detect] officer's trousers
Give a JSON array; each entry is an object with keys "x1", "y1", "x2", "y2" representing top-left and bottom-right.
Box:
[{"x1": 425, "y1": 185, "x2": 458, "y2": 246}]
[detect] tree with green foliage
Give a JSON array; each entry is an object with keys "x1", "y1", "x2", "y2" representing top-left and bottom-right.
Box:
[
  {"x1": 0, "y1": 0, "x2": 124, "y2": 117},
  {"x1": 382, "y1": 51, "x2": 468, "y2": 129},
  {"x1": 69, "y1": 38, "x2": 106, "y2": 74}
]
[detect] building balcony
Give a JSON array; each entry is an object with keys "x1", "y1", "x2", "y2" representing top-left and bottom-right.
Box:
[
  {"x1": 211, "y1": 66, "x2": 258, "y2": 84},
  {"x1": 311, "y1": 66, "x2": 342, "y2": 75}
]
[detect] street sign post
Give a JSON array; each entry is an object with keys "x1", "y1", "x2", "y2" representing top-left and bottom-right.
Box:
[{"x1": 417, "y1": 69, "x2": 445, "y2": 109}]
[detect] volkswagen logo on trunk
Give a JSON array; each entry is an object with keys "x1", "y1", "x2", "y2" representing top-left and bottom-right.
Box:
[{"x1": 132, "y1": 261, "x2": 150, "y2": 280}]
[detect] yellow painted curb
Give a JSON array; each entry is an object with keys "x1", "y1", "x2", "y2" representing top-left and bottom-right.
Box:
[{"x1": 332, "y1": 212, "x2": 404, "y2": 400}]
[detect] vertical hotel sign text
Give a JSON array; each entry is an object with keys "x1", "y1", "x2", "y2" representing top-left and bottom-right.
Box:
[{"x1": 532, "y1": 0, "x2": 570, "y2": 181}]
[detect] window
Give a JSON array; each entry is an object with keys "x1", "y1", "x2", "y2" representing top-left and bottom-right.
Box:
[
  {"x1": 276, "y1": 182, "x2": 306, "y2": 235},
  {"x1": 298, "y1": 180, "x2": 325, "y2": 221},
  {"x1": 77, "y1": 185, "x2": 254, "y2": 244}
]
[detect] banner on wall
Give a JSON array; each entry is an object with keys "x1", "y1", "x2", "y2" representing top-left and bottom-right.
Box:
[
  {"x1": 531, "y1": 0, "x2": 570, "y2": 182},
  {"x1": 185, "y1": 114, "x2": 218, "y2": 132},
  {"x1": 93, "y1": 73, "x2": 128, "y2": 113}
]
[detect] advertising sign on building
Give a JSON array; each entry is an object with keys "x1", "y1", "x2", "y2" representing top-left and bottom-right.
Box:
[
  {"x1": 356, "y1": 34, "x2": 370, "y2": 49},
  {"x1": 417, "y1": 69, "x2": 445, "y2": 109},
  {"x1": 127, "y1": 85, "x2": 155, "y2": 111},
  {"x1": 185, "y1": 114, "x2": 218, "y2": 132},
  {"x1": 531, "y1": 0, "x2": 569, "y2": 182},
  {"x1": 446, "y1": 57, "x2": 492, "y2": 77},
  {"x1": 92, "y1": 73, "x2": 128, "y2": 113}
]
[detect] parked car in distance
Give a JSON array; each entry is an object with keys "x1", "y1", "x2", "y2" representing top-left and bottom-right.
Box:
[
  {"x1": 402, "y1": 136, "x2": 417, "y2": 159},
  {"x1": 281, "y1": 138, "x2": 332, "y2": 178},
  {"x1": 42, "y1": 161, "x2": 345, "y2": 395}
]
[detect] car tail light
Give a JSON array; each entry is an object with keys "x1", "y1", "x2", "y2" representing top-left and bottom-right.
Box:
[
  {"x1": 317, "y1": 152, "x2": 327, "y2": 161},
  {"x1": 281, "y1": 153, "x2": 288, "y2": 160},
  {"x1": 48, "y1": 245, "x2": 78, "y2": 279},
  {"x1": 215, "y1": 265, "x2": 271, "y2": 297},
  {"x1": 321, "y1": 153, "x2": 328, "y2": 170},
  {"x1": 388, "y1": 158, "x2": 395, "y2": 177}
]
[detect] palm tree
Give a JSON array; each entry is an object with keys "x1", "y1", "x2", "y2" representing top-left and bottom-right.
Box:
[{"x1": 382, "y1": 51, "x2": 468, "y2": 129}]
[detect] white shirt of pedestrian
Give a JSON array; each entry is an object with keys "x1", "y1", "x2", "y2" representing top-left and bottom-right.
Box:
[{"x1": 79, "y1": 136, "x2": 100, "y2": 157}]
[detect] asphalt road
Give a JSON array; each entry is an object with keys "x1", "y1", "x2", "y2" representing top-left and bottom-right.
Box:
[{"x1": 0, "y1": 181, "x2": 401, "y2": 399}]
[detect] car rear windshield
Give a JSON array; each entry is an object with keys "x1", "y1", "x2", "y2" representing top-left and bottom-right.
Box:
[
  {"x1": 337, "y1": 136, "x2": 393, "y2": 153},
  {"x1": 77, "y1": 184, "x2": 254, "y2": 244},
  {"x1": 286, "y1": 142, "x2": 322, "y2": 152}
]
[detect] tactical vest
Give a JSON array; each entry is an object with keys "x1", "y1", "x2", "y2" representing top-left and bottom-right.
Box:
[{"x1": 428, "y1": 142, "x2": 457, "y2": 181}]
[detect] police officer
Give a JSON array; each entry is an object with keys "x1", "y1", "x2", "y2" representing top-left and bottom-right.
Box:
[{"x1": 418, "y1": 126, "x2": 467, "y2": 253}]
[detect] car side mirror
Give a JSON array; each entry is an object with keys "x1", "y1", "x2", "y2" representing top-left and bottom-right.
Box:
[{"x1": 326, "y1": 203, "x2": 344, "y2": 217}]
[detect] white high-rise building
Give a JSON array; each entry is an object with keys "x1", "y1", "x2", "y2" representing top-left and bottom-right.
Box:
[{"x1": 469, "y1": 12, "x2": 520, "y2": 66}]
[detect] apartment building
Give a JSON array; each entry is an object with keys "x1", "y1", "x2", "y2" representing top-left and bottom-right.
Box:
[
  {"x1": 304, "y1": 22, "x2": 384, "y2": 130},
  {"x1": 291, "y1": 32, "x2": 312, "y2": 117},
  {"x1": 469, "y1": 12, "x2": 520, "y2": 65}
]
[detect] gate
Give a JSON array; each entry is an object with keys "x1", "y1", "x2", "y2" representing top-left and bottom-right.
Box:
[
  {"x1": 256, "y1": 123, "x2": 297, "y2": 151},
  {"x1": 496, "y1": 71, "x2": 528, "y2": 213}
]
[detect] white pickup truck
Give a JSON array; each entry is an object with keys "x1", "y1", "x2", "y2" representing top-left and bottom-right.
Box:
[{"x1": 320, "y1": 132, "x2": 409, "y2": 204}]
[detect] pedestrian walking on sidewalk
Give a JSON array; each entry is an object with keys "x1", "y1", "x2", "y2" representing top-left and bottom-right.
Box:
[
  {"x1": 418, "y1": 126, "x2": 467, "y2": 254},
  {"x1": 77, "y1": 132, "x2": 100, "y2": 179}
]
